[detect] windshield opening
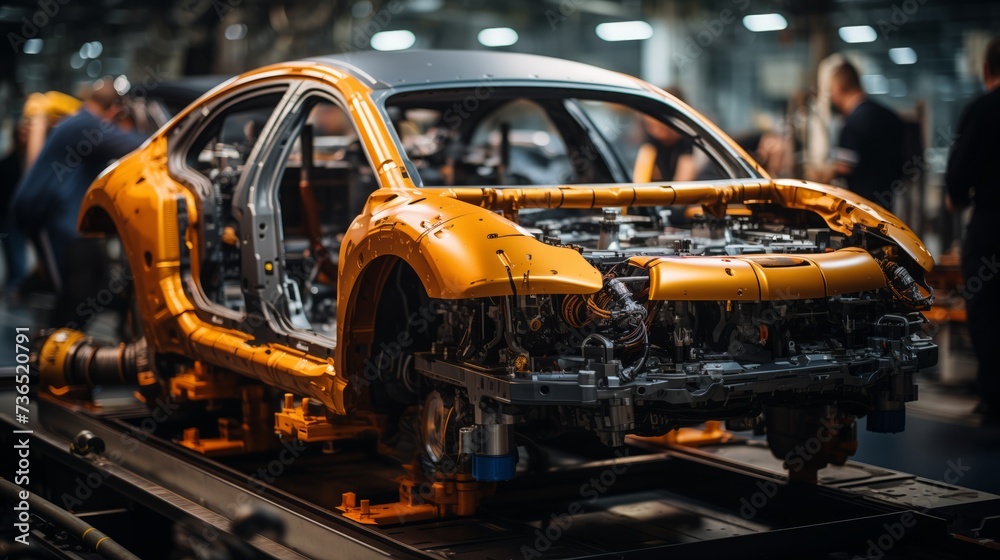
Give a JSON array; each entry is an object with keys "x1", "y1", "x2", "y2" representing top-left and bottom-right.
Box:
[{"x1": 383, "y1": 87, "x2": 758, "y2": 188}]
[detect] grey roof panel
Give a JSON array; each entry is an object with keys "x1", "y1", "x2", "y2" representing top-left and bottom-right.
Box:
[{"x1": 306, "y1": 49, "x2": 646, "y2": 90}]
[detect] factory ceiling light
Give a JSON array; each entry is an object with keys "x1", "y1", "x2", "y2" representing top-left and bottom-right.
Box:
[
  {"x1": 478, "y1": 27, "x2": 519, "y2": 47},
  {"x1": 595, "y1": 21, "x2": 653, "y2": 42},
  {"x1": 742, "y1": 13, "x2": 788, "y2": 32},
  {"x1": 371, "y1": 30, "x2": 416, "y2": 51},
  {"x1": 839, "y1": 25, "x2": 877, "y2": 43},
  {"x1": 889, "y1": 47, "x2": 918, "y2": 64}
]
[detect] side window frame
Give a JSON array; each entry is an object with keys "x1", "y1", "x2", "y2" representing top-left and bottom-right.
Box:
[
  {"x1": 237, "y1": 81, "x2": 377, "y2": 352},
  {"x1": 166, "y1": 81, "x2": 296, "y2": 330}
]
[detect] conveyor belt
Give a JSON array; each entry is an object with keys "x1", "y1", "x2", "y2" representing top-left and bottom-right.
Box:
[{"x1": 2, "y1": 392, "x2": 998, "y2": 559}]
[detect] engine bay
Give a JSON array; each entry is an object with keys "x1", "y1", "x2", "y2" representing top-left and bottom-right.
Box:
[{"x1": 352, "y1": 204, "x2": 937, "y2": 482}]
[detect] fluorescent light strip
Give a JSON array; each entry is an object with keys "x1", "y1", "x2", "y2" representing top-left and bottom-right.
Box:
[
  {"x1": 478, "y1": 27, "x2": 518, "y2": 47},
  {"x1": 839, "y1": 25, "x2": 877, "y2": 44},
  {"x1": 889, "y1": 47, "x2": 917, "y2": 65},
  {"x1": 596, "y1": 21, "x2": 653, "y2": 42},
  {"x1": 743, "y1": 13, "x2": 787, "y2": 32},
  {"x1": 371, "y1": 30, "x2": 416, "y2": 51}
]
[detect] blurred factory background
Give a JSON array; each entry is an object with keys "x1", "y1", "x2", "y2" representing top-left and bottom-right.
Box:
[
  {"x1": 1, "y1": 0, "x2": 998, "y2": 490},
  {"x1": 3, "y1": 0, "x2": 1000, "y2": 254}
]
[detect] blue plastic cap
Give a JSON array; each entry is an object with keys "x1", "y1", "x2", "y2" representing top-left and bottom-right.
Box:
[{"x1": 471, "y1": 452, "x2": 517, "y2": 481}]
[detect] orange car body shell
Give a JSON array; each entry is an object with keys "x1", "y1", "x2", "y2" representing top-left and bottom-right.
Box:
[{"x1": 76, "y1": 60, "x2": 933, "y2": 416}]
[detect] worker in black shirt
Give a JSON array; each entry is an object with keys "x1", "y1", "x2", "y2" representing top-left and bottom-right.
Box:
[
  {"x1": 637, "y1": 114, "x2": 696, "y2": 182},
  {"x1": 946, "y1": 37, "x2": 1000, "y2": 423},
  {"x1": 633, "y1": 87, "x2": 698, "y2": 184},
  {"x1": 820, "y1": 62, "x2": 906, "y2": 210}
]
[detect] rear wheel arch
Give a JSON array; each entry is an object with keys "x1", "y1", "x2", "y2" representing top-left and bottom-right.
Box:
[{"x1": 78, "y1": 204, "x2": 117, "y2": 237}]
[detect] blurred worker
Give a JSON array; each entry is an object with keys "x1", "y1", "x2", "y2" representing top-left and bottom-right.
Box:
[
  {"x1": 0, "y1": 119, "x2": 29, "y2": 295},
  {"x1": 0, "y1": 118, "x2": 28, "y2": 297},
  {"x1": 21, "y1": 91, "x2": 82, "y2": 170},
  {"x1": 633, "y1": 87, "x2": 697, "y2": 183},
  {"x1": 11, "y1": 77, "x2": 145, "y2": 328},
  {"x1": 636, "y1": 116, "x2": 697, "y2": 182},
  {"x1": 820, "y1": 62, "x2": 905, "y2": 210},
  {"x1": 0, "y1": 91, "x2": 80, "y2": 296},
  {"x1": 945, "y1": 37, "x2": 1000, "y2": 424},
  {"x1": 694, "y1": 129, "x2": 790, "y2": 182},
  {"x1": 730, "y1": 113, "x2": 793, "y2": 178}
]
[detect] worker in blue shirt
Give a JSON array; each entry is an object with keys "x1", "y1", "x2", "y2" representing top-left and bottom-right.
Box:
[{"x1": 11, "y1": 77, "x2": 146, "y2": 327}]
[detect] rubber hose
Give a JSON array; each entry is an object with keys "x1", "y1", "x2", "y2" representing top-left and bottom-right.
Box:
[{"x1": 0, "y1": 477, "x2": 140, "y2": 560}]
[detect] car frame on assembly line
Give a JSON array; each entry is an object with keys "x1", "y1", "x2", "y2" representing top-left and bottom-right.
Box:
[{"x1": 37, "y1": 49, "x2": 936, "y2": 522}]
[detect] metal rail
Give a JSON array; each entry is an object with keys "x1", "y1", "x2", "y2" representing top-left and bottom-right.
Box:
[
  {"x1": 2, "y1": 397, "x2": 427, "y2": 560},
  {"x1": 3, "y1": 393, "x2": 998, "y2": 559}
]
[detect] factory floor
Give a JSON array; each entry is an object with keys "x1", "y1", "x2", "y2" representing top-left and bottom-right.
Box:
[{"x1": 1, "y1": 293, "x2": 997, "y2": 495}]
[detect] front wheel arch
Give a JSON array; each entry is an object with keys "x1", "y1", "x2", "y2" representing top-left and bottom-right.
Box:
[{"x1": 339, "y1": 256, "x2": 435, "y2": 409}]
